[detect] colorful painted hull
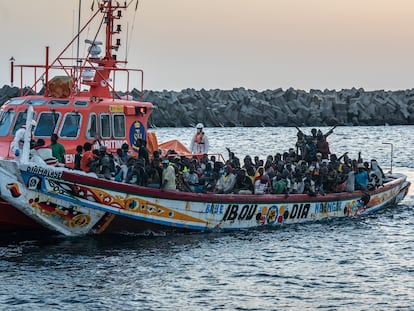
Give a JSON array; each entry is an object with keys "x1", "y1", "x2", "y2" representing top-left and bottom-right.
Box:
[{"x1": 0, "y1": 159, "x2": 410, "y2": 236}]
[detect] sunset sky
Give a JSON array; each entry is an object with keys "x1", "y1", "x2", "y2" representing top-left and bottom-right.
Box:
[{"x1": 1, "y1": 0, "x2": 414, "y2": 91}]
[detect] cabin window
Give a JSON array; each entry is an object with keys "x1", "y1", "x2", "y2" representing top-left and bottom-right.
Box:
[
  {"x1": 34, "y1": 112, "x2": 60, "y2": 137},
  {"x1": 26, "y1": 99, "x2": 46, "y2": 106},
  {"x1": 86, "y1": 114, "x2": 97, "y2": 139},
  {"x1": 100, "y1": 114, "x2": 111, "y2": 138},
  {"x1": 48, "y1": 100, "x2": 70, "y2": 106},
  {"x1": 0, "y1": 109, "x2": 15, "y2": 136},
  {"x1": 113, "y1": 114, "x2": 125, "y2": 138},
  {"x1": 12, "y1": 110, "x2": 35, "y2": 135},
  {"x1": 60, "y1": 113, "x2": 81, "y2": 138},
  {"x1": 74, "y1": 101, "x2": 88, "y2": 107},
  {"x1": 8, "y1": 99, "x2": 25, "y2": 106}
]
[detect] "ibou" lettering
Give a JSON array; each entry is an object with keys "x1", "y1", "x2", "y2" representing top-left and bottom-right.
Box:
[{"x1": 222, "y1": 204, "x2": 257, "y2": 221}]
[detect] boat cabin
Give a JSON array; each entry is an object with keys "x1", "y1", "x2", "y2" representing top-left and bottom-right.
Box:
[
  {"x1": 0, "y1": 95, "x2": 153, "y2": 166},
  {"x1": 0, "y1": 1, "x2": 156, "y2": 167}
]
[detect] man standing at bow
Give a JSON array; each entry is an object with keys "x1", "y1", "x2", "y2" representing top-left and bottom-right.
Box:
[{"x1": 190, "y1": 123, "x2": 209, "y2": 154}]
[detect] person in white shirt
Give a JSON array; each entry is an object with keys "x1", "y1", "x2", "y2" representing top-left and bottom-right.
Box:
[{"x1": 161, "y1": 159, "x2": 177, "y2": 191}]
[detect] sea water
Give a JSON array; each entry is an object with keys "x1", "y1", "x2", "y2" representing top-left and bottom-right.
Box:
[{"x1": 0, "y1": 126, "x2": 413, "y2": 310}]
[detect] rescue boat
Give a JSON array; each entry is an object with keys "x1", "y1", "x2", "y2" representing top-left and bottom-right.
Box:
[{"x1": 0, "y1": 1, "x2": 155, "y2": 231}]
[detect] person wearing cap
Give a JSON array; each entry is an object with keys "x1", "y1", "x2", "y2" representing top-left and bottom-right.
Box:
[
  {"x1": 214, "y1": 165, "x2": 236, "y2": 194},
  {"x1": 190, "y1": 123, "x2": 209, "y2": 154},
  {"x1": 161, "y1": 159, "x2": 176, "y2": 191}
]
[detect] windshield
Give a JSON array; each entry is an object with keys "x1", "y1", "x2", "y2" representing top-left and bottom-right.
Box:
[
  {"x1": 34, "y1": 112, "x2": 60, "y2": 137},
  {"x1": 60, "y1": 113, "x2": 81, "y2": 138},
  {"x1": 0, "y1": 109, "x2": 15, "y2": 136},
  {"x1": 7, "y1": 99, "x2": 25, "y2": 106}
]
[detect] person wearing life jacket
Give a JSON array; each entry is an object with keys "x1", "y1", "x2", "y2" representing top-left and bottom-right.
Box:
[{"x1": 190, "y1": 123, "x2": 209, "y2": 154}]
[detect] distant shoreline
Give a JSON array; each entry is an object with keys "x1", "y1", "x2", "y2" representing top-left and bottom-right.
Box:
[{"x1": 2, "y1": 85, "x2": 413, "y2": 127}]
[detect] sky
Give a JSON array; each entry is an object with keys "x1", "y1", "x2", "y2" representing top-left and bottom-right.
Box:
[{"x1": 1, "y1": 0, "x2": 414, "y2": 92}]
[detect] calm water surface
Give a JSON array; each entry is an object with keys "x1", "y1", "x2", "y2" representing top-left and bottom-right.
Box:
[{"x1": 0, "y1": 126, "x2": 413, "y2": 310}]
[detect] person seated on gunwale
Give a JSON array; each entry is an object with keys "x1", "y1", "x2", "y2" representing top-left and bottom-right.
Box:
[
  {"x1": 215, "y1": 165, "x2": 236, "y2": 194},
  {"x1": 272, "y1": 172, "x2": 289, "y2": 195},
  {"x1": 323, "y1": 163, "x2": 338, "y2": 193},
  {"x1": 303, "y1": 173, "x2": 316, "y2": 196},
  {"x1": 145, "y1": 164, "x2": 161, "y2": 189},
  {"x1": 124, "y1": 158, "x2": 145, "y2": 185},
  {"x1": 50, "y1": 133, "x2": 66, "y2": 165},
  {"x1": 254, "y1": 167, "x2": 270, "y2": 194},
  {"x1": 74, "y1": 145, "x2": 83, "y2": 170},
  {"x1": 183, "y1": 164, "x2": 200, "y2": 192},
  {"x1": 80, "y1": 142, "x2": 95, "y2": 172},
  {"x1": 97, "y1": 146, "x2": 116, "y2": 179},
  {"x1": 355, "y1": 163, "x2": 369, "y2": 191},
  {"x1": 233, "y1": 168, "x2": 254, "y2": 194},
  {"x1": 33, "y1": 138, "x2": 59, "y2": 166}
]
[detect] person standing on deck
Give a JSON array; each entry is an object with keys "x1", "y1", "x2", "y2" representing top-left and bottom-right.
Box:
[
  {"x1": 190, "y1": 123, "x2": 209, "y2": 154},
  {"x1": 50, "y1": 133, "x2": 66, "y2": 164},
  {"x1": 10, "y1": 126, "x2": 27, "y2": 160}
]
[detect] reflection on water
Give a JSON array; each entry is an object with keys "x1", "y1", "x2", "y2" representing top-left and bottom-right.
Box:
[{"x1": 0, "y1": 126, "x2": 413, "y2": 310}]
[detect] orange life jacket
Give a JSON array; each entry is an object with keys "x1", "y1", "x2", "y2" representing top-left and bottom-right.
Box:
[{"x1": 193, "y1": 132, "x2": 204, "y2": 144}]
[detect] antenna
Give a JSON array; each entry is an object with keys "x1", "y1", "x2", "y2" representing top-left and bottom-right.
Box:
[{"x1": 75, "y1": 0, "x2": 82, "y2": 86}]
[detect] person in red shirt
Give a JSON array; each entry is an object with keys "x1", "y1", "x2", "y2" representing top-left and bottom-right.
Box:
[{"x1": 80, "y1": 142, "x2": 95, "y2": 172}]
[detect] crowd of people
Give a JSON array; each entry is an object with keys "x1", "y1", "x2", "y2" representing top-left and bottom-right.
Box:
[
  {"x1": 19, "y1": 122, "x2": 386, "y2": 197},
  {"x1": 65, "y1": 126, "x2": 386, "y2": 197}
]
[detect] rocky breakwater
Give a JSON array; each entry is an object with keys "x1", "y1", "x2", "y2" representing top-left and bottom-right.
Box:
[
  {"x1": 140, "y1": 87, "x2": 414, "y2": 127},
  {"x1": 2, "y1": 84, "x2": 414, "y2": 127}
]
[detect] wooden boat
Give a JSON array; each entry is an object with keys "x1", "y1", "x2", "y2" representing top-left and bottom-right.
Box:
[
  {"x1": 0, "y1": 138, "x2": 410, "y2": 236},
  {"x1": 0, "y1": 1, "x2": 410, "y2": 236}
]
